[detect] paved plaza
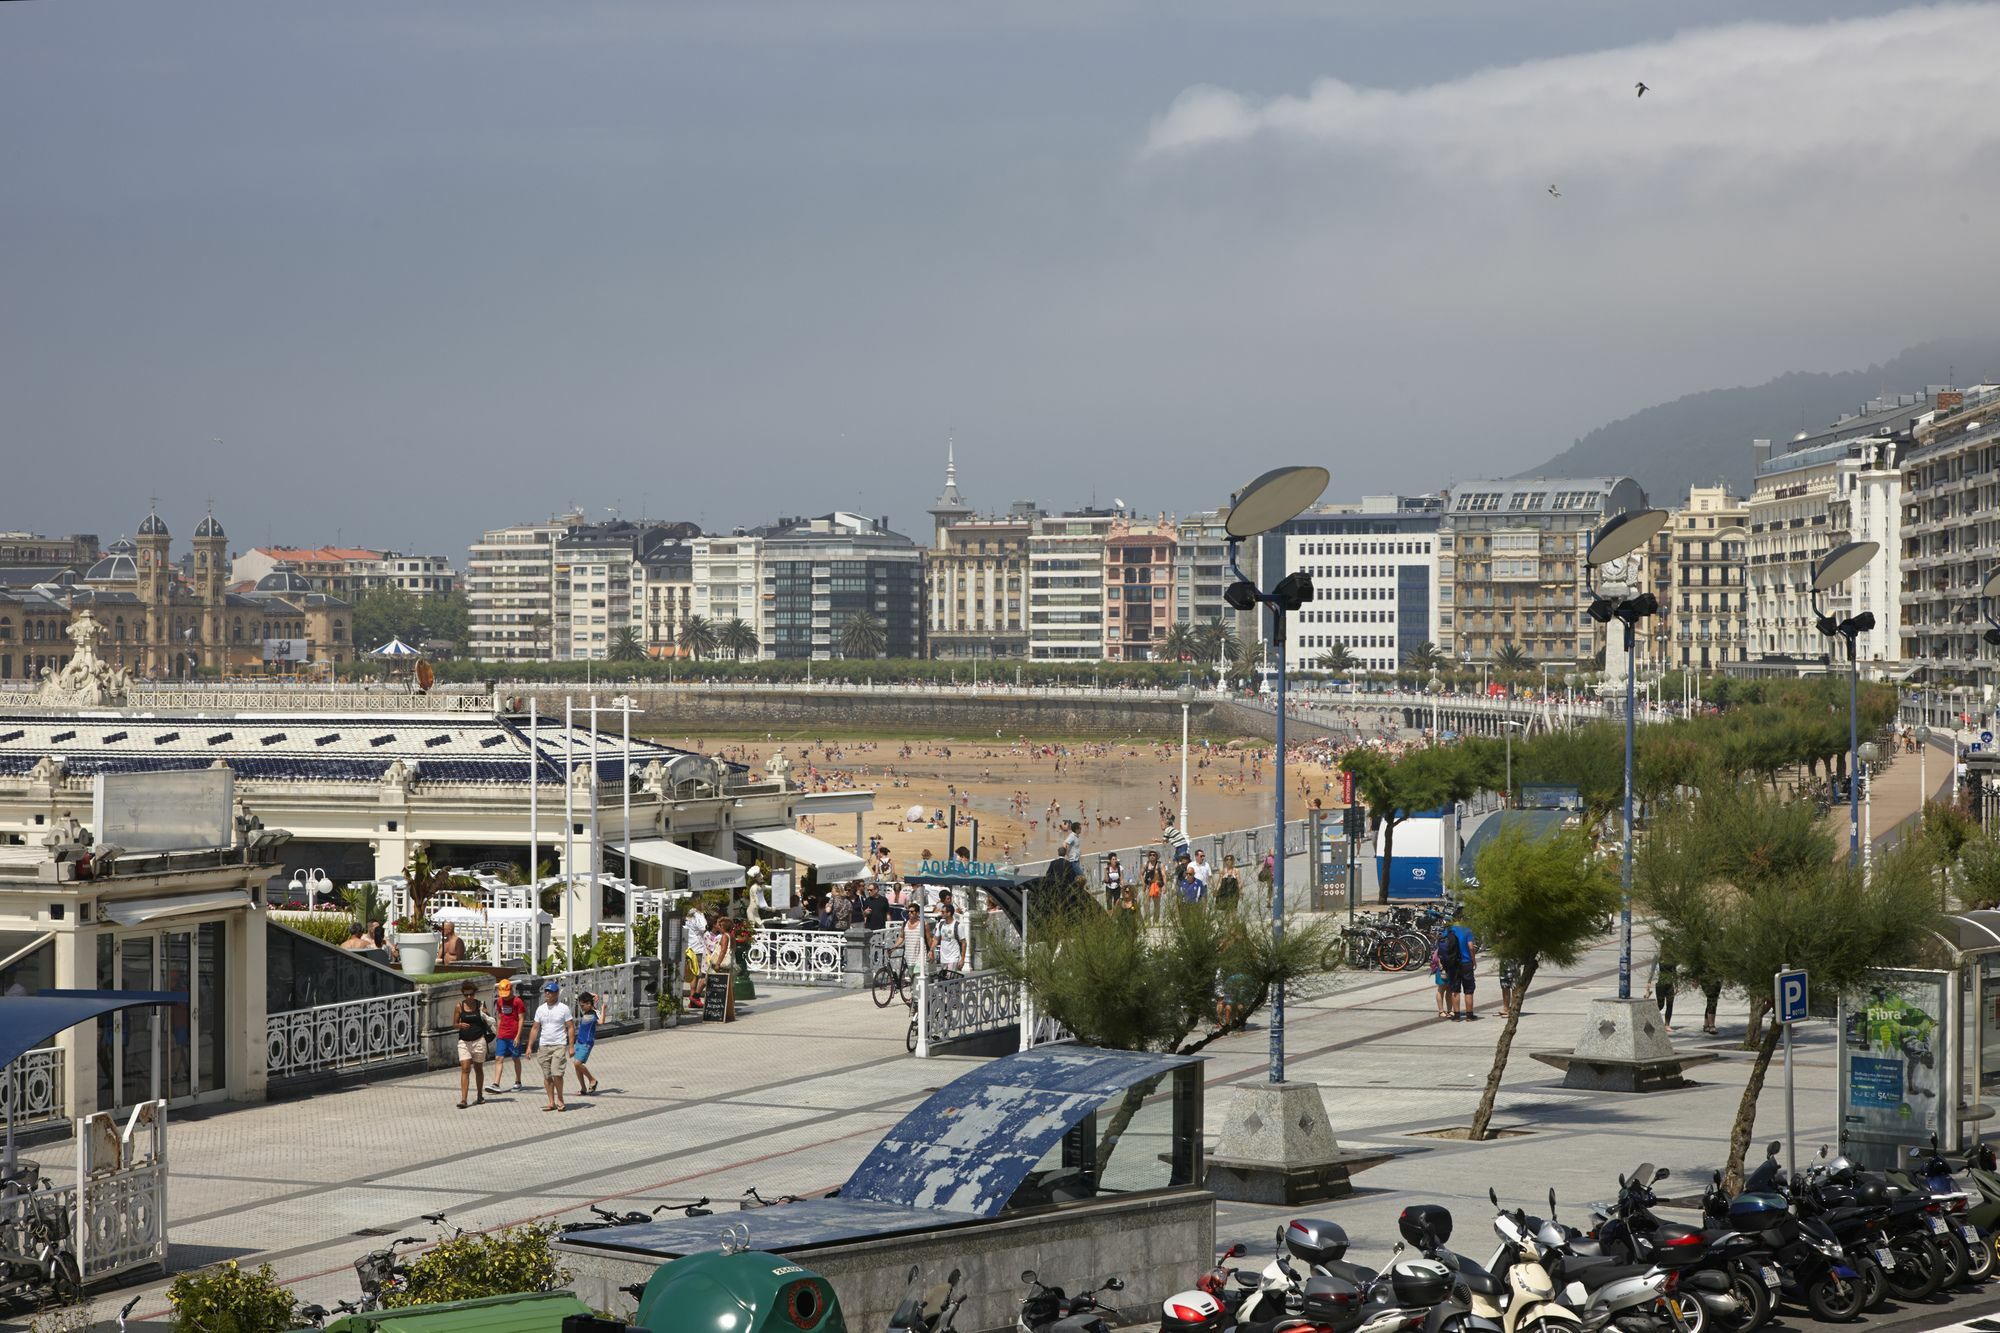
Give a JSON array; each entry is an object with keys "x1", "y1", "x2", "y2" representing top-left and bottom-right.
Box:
[{"x1": 14, "y1": 741, "x2": 1974, "y2": 1330}]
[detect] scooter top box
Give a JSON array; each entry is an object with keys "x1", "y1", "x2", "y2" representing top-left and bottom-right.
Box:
[{"x1": 1726, "y1": 1192, "x2": 1790, "y2": 1224}]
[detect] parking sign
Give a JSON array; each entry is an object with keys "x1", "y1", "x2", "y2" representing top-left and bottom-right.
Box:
[{"x1": 1775, "y1": 969, "x2": 1808, "y2": 1024}]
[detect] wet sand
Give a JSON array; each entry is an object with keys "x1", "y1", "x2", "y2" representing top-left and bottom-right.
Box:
[{"x1": 655, "y1": 734, "x2": 1359, "y2": 867}]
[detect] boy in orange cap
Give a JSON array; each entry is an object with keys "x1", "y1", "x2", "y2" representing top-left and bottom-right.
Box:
[{"x1": 486, "y1": 976, "x2": 529, "y2": 1093}]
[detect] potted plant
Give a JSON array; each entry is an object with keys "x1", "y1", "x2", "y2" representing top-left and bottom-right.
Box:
[{"x1": 395, "y1": 849, "x2": 451, "y2": 975}]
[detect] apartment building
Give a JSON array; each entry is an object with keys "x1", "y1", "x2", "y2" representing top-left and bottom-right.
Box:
[
  {"x1": 1746, "y1": 396, "x2": 1918, "y2": 667},
  {"x1": 232, "y1": 547, "x2": 457, "y2": 600},
  {"x1": 638, "y1": 538, "x2": 694, "y2": 658},
  {"x1": 1661, "y1": 486, "x2": 1750, "y2": 672},
  {"x1": 1281, "y1": 496, "x2": 1443, "y2": 673},
  {"x1": 757, "y1": 512, "x2": 924, "y2": 660},
  {"x1": 690, "y1": 534, "x2": 766, "y2": 654},
  {"x1": 1438, "y1": 478, "x2": 1646, "y2": 669},
  {"x1": 0, "y1": 532, "x2": 98, "y2": 574},
  {"x1": 1028, "y1": 511, "x2": 1117, "y2": 660},
  {"x1": 1103, "y1": 517, "x2": 1178, "y2": 662},
  {"x1": 466, "y1": 513, "x2": 577, "y2": 661},
  {"x1": 923, "y1": 448, "x2": 1035, "y2": 660},
  {"x1": 1900, "y1": 385, "x2": 2000, "y2": 689},
  {"x1": 1172, "y1": 511, "x2": 1244, "y2": 641}
]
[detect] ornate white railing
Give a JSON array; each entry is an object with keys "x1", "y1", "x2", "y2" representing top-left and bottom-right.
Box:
[
  {"x1": 265, "y1": 992, "x2": 423, "y2": 1079},
  {"x1": 526, "y1": 961, "x2": 647, "y2": 1027},
  {"x1": 744, "y1": 929, "x2": 846, "y2": 984},
  {"x1": 919, "y1": 969, "x2": 1019, "y2": 1048},
  {"x1": 75, "y1": 1098, "x2": 169, "y2": 1283},
  {"x1": 864, "y1": 926, "x2": 902, "y2": 973},
  {"x1": 0, "y1": 1048, "x2": 65, "y2": 1127}
]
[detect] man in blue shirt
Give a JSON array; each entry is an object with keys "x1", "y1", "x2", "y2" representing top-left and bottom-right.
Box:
[{"x1": 1440, "y1": 922, "x2": 1479, "y2": 1021}]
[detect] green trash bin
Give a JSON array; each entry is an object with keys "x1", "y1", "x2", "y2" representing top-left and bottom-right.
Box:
[{"x1": 313, "y1": 1290, "x2": 593, "y2": 1332}]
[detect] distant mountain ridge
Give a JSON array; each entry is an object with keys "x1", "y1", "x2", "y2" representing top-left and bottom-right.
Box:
[{"x1": 1514, "y1": 337, "x2": 2000, "y2": 504}]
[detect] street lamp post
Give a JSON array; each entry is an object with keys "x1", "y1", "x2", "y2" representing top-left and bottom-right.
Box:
[
  {"x1": 1809, "y1": 541, "x2": 1882, "y2": 868},
  {"x1": 1585, "y1": 507, "x2": 1670, "y2": 1003},
  {"x1": 1222, "y1": 465, "x2": 1329, "y2": 1086},
  {"x1": 1502, "y1": 720, "x2": 1524, "y2": 806},
  {"x1": 1857, "y1": 740, "x2": 1880, "y2": 882},
  {"x1": 1178, "y1": 676, "x2": 1196, "y2": 838}
]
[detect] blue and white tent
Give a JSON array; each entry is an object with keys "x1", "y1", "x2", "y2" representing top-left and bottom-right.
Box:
[{"x1": 368, "y1": 638, "x2": 420, "y2": 658}]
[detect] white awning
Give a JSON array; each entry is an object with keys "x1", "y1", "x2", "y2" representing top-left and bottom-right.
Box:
[
  {"x1": 103, "y1": 890, "x2": 253, "y2": 927},
  {"x1": 739, "y1": 828, "x2": 865, "y2": 881},
  {"x1": 625, "y1": 839, "x2": 745, "y2": 893}
]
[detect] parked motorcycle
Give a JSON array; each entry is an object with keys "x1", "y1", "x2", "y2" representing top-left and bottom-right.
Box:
[
  {"x1": 890, "y1": 1265, "x2": 966, "y2": 1333},
  {"x1": 1706, "y1": 1148, "x2": 1863, "y2": 1323},
  {"x1": 1592, "y1": 1166, "x2": 1771, "y2": 1333},
  {"x1": 1018, "y1": 1269, "x2": 1125, "y2": 1333}
]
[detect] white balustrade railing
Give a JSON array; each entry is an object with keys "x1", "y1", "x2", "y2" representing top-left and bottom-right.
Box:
[
  {"x1": 266, "y1": 992, "x2": 424, "y2": 1079},
  {"x1": 0, "y1": 1048, "x2": 65, "y2": 1127},
  {"x1": 75, "y1": 1097, "x2": 169, "y2": 1284},
  {"x1": 918, "y1": 969, "x2": 1019, "y2": 1050},
  {"x1": 864, "y1": 926, "x2": 902, "y2": 973},
  {"x1": 526, "y1": 961, "x2": 647, "y2": 1027},
  {"x1": 744, "y1": 929, "x2": 846, "y2": 984}
]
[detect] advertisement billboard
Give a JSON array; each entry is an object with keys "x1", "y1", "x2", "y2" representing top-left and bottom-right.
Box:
[
  {"x1": 262, "y1": 638, "x2": 309, "y2": 664},
  {"x1": 92, "y1": 768, "x2": 235, "y2": 854},
  {"x1": 1840, "y1": 970, "x2": 1949, "y2": 1168}
]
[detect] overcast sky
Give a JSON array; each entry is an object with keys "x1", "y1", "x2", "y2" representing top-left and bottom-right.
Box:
[{"x1": 6, "y1": 1, "x2": 1998, "y2": 558}]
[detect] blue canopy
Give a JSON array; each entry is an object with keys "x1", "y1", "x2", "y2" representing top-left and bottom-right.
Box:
[
  {"x1": 369, "y1": 638, "x2": 420, "y2": 658},
  {"x1": 1, "y1": 990, "x2": 188, "y2": 1071}
]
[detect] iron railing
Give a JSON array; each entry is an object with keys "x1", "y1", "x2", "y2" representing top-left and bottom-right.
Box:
[{"x1": 265, "y1": 992, "x2": 424, "y2": 1079}]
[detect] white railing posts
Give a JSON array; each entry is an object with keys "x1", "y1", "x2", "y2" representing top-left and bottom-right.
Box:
[
  {"x1": 743, "y1": 929, "x2": 846, "y2": 984},
  {"x1": 0, "y1": 1048, "x2": 64, "y2": 1128},
  {"x1": 265, "y1": 992, "x2": 424, "y2": 1079}
]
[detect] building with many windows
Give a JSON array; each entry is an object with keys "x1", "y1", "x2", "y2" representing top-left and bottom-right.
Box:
[
  {"x1": 1171, "y1": 511, "x2": 1243, "y2": 644},
  {"x1": 1280, "y1": 496, "x2": 1443, "y2": 674},
  {"x1": 923, "y1": 448, "x2": 1036, "y2": 660},
  {"x1": 638, "y1": 537, "x2": 695, "y2": 659},
  {"x1": 1103, "y1": 517, "x2": 1178, "y2": 662},
  {"x1": 757, "y1": 513, "x2": 924, "y2": 660},
  {"x1": 0, "y1": 531, "x2": 99, "y2": 579},
  {"x1": 231, "y1": 548, "x2": 457, "y2": 600},
  {"x1": 689, "y1": 534, "x2": 766, "y2": 656},
  {"x1": 1745, "y1": 396, "x2": 1919, "y2": 669},
  {"x1": 466, "y1": 513, "x2": 578, "y2": 661},
  {"x1": 1661, "y1": 486, "x2": 1750, "y2": 673},
  {"x1": 1438, "y1": 479, "x2": 1647, "y2": 670},
  {"x1": 1027, "y1": 511, "x2": 1117, "y2": 660},
  {"x1": 1900, "y1": 386, "x2": 2000, "y2": 692}
]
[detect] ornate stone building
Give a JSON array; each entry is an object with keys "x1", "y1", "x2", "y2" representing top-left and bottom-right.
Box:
[{"x1": 0, "y1": 509, "x2": 354, "y2": 682}]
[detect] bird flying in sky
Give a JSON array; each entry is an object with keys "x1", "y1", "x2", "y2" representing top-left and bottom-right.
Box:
[
  {"x1": 1548, "y1": 184, "x2": 1561, "y2": 198},
  {"x1": 1635, "y1": 81, "x2": 1649, "y2": 98}
]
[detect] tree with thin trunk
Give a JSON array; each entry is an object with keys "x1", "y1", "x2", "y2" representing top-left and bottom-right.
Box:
[
  {"x1": 1463, "y1": 826, "x2": 1621, "y2": 1140},
  {"x1": 838, "y1": 609, "x2": 888, "y2": 660},
  {"x1": 1342, "y1": 745, "x2": 1497, "y2": 903},
  {"x1": 719, "y1": 618, "x2": 758, "y2": 661},
  {"x1": 1635, "y1": 776, "x2": 1941, "y2": 1191},
  {"x1": 677, "y1": 615, "x2": 718, "y2": 661}
]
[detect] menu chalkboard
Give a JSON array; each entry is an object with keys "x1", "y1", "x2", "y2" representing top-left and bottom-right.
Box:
[{"x1": 701, "y1": 971, "x2": 732, "y2": 1023}]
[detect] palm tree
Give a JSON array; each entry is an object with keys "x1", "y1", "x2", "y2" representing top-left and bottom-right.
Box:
[
  {"x1": 1197, "y1": 616, "x2": 1240, "y2": 663},
  {"x1": 838, "y1": 610, "x2": 888, "y2": 660},
  {"x1": 1157, "y1": 622, "x2": 1199, "y2": 662},
  {"x1": 1493, "y1": 641, "x2": 1531, "y2": 674},
  {"x1": 609, "y1": 627, "x2": 647, "y2": 662},
  {"x1": 678, "y1": 615, "x2": 719, "y2": 661},
  {"x1": 1316, "y1": 643, "x2": 1358, "y2": 675},
  {"x1": 720, "y1": 618, "x2": 759, "y2": 661},
  {"x1": 1404, "y1": 640, "x2": 1445, "y2": 674},
  {"x1": 1229, "y1": 647, "x2": 1263, "y2": 690}
]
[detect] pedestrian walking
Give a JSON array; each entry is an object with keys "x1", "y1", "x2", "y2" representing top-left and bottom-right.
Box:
[
  {"x1": 486, "y1": 978, "x2": 528, "y2": 1093},
  {"x1": 1651, "y1": 952, "x2": 1679, "y2": 1031},
  {"x1": 571, "y1": 991, "x2": 601, "y2": 1097},
  {"x1": 1102, "y1": 852, "x2": 1124, "y2": 910},
  {"x1": 1701, "y1": 977, "x2": 1722, "y2": 1035},
  {"x1": 1142, "y1": 853, "x2": 1165, "y2": 922},
  {"x1": 1438, "y1": 920, "x2": 1478, "y2": 1020},
  {"x1": 1216, "y1": 855, "x2": 1241, "y2": 909},
  {"x1": 1176, "y1": 860, "x2": 1204, "y2": 905},
  {"x1": 452, "y1": 980, "x2": 491, "y2": 1110},
  {"x1": 861, "y1": 882, "x2": 890, "y2": 931},
  {"x1": 1190, "y1": 849, "x2": 1213, "y2": 894},
  {"x1": 1498, "y1": 958, "x2": 1521, "y2": 1016},
  {"x1": 901, "y1": 900, "x2": 928, "y2": 978},
  {"x1": 1430, "y1": 943, "x2": 1450, "y2": 1018},
  {"x1": 932, "y1": 901, "x2": 966, "y2": 974},
  {"x1": 526, "y1": 979, "x2": 575, "y2": 1112}
]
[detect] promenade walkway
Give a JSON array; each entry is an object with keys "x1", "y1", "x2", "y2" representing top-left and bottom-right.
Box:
[{"x1": 15, "y1": 738, "x2": 1966, "y2": 1329}]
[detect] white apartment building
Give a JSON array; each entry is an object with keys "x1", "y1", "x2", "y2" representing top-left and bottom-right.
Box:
[
  {"x1": 1745, "y1": 398, "x2": 1919, "y2": 668},
  {"x1": 1172, "y1": 511, "x2": 1239, "y2": 634},
  {"x1": 1028, "y1": 512, "x2": 1115, "y2": 660},
  {"x1": 690, "y1": 535, "x2": 766, "y2": 655},
  {"x1": 466, "y1": 513, "x2": 577, "y2": 661},
  {"x1": 1281, "y1": 496, "x2": 1443, "y2": 673},
  {"x1": 232, "y1": 547, "x2": 457, "y2": 600},
  {"x1": 551, "y1": 528, "x2": 638, "y2": 661},
  {"x1": 1902, "y1": 386, "x2": 2000, "y2": 690}
]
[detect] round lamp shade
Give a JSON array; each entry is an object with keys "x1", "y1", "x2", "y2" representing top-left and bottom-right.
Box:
[
  {"x1": 1811, "y1": 540, "x2": 1879, "y2": 593},
  {"x1": 1225, "y1": 466, "x2": 1331, "y2": 539},
  {"x1": 1586, "y1": 509, "x2": 1669, "y2": 567},
  {"x1": 1982, "y1": 566, "x2": 2000, "y2": 602}
]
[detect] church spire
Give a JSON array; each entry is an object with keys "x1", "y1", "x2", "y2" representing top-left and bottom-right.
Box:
[{"x1": 940, "y1": 433, "x2": 963, "y2": 506}]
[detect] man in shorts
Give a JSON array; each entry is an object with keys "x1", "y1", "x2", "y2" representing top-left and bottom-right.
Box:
[
  {"x1": 486, "y1": 977, "x2": 528, "y2": 1094},
  {"x1": 525, "y1": 979, "x2": 575, "y2": 1112},
  {"x1": 1439, "y1": 921, "x2": 1479, "y2": 1021}
]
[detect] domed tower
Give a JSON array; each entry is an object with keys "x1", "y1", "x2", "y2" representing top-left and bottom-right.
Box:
[
  {"x1": 193, "y1": 510, "x2": 227, "y2": 670},
  {"x1": 136, "y1": 508, "x2": 171, "y2": 675}
]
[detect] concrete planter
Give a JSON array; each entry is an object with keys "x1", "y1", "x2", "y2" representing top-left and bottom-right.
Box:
[
  {"x1": 399, "y1": 931, "x2": 441, "y2": 975},
  {"x1": 420, "y1": 976, "x2": 496, "y2": 1070}
]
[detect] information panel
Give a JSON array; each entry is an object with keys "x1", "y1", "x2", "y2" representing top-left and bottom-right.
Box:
[
  {"x1": 91, "y1": 767, "x2": 235, "y2": 854},
  {"x1": 1840, "y1": 969, "x2": 1949, "y2": 1169}
]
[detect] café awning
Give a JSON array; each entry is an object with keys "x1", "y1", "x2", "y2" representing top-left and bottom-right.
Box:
[
  {"x1": 102, "y1": 890, "x2": 253, "y2": 927},
  {"x1": 739, "y1": 828, "x2": 865, "y2": 881},
  {"x1": 625, "y1": 840, "x2": 745, "y2": 893}
]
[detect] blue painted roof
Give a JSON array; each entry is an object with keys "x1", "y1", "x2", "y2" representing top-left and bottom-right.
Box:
[
  {"x1": 843, "y1": 1044, "x2": 1198, "y2": 1215},
  {"x1": 2, "y1": 990, "x2": 187, "y2": 1068},
  {"x1": 560, "y1": 1045, "x2": 1201, "y2": 1260}
]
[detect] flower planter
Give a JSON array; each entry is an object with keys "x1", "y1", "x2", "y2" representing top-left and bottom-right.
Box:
[{"x1": 399, "y1": 931, "x2": 442, "y2": 975}]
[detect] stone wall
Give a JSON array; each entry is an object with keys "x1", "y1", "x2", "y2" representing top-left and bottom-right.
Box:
[{"x1": 559, "y1": 1188, "x2": 1215, "y2": 1333}]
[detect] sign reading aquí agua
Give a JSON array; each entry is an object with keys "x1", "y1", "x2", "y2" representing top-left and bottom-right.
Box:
[{"x1": 914, "y1": 858, "x2": 1009, "y2": 881}]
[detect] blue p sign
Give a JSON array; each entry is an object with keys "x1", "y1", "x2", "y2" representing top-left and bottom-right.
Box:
[{"x1": 1776, "y1": 969, "x2": 1808, "y2": 1024}]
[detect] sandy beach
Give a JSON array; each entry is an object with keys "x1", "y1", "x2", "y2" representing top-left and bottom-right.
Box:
[{"x1": 649, "y1": 733, "x2": 1369, "y2": 868}]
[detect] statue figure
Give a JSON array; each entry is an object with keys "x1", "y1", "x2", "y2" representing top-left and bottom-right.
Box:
[
  {"x1": 764, "y1": 748, "x2": 793, "y2": 790},
  {"x1": 35, "y1": 608, "x2": 128, "y2": 707}
]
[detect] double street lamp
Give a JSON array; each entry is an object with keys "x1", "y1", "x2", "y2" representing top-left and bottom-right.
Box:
[
  {"x1": 1223, "y1": 465, "x2": 1331, "y2": 1085},
  {"x1": 1810, "y1": 540, "x2": 1881, "y2": 867},
  {"x1": 1584, "y1": 506, "x2": 1670, "y2": 1003}
]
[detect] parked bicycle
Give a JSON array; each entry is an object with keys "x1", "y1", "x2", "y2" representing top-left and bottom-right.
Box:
[{"x1": 0, "y1": 1162, "x2": 81, "y2": 1308}]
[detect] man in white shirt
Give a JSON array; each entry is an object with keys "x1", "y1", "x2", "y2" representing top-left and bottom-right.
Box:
[
  {"x1": 525, "y1": 979, "x2": 576, "y2": 1113},
  {"x1": 1191, "y1": 849, "x2": 1213, "y2": 892}
]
